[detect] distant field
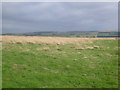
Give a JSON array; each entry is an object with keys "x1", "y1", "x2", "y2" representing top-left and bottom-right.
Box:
[
  {"x1": 2, "y1": 35, "x2": 117, "y2": 44},
  {"x1": 2, "y1": 36, "x2": 118, "y2": 88}
]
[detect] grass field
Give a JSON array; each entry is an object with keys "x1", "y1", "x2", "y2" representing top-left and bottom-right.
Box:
[{"x1": 2, "y1": 36, "x2": 118, "y2": 88}]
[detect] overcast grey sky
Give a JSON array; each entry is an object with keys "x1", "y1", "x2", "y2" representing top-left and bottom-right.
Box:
[{"x1": 2, "y1": 2, "x2": 118, "y2": 33}]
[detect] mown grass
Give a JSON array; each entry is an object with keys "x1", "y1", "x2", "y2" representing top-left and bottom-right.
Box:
[{"x1": 2, "y1": 40, "x2": 118, "y2": 88}]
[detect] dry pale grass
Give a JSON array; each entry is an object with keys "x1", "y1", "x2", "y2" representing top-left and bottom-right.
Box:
[
  {"x1": 2, "y1": 35, "x2": 118, "y2": 45},
  {"x1": 75, "y1": 45, "x2": 101, "y2": 50}
]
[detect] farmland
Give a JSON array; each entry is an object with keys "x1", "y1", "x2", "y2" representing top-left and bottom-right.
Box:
[
  {"x1": 2, "y1": 36, "x2": 118, "y2": 88},
  {"x1": 3, "y1": 31, "x2": 119, "y2": 38}
]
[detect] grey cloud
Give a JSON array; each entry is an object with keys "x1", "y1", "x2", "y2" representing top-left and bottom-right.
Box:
[
  {"x1": 2, "y1": 2, "x2": 118, "y2": 33},
  {"x1": 0, "y1": 3, "x2": 2, "y2": 34}
]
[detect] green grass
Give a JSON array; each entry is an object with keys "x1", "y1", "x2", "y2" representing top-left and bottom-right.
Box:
[
  {"x1": 2, "y1": 40, "x2": 118, "y2": 88},
  {"x1": 0, "y1": 47, "x2": 2, "y2": 89}
]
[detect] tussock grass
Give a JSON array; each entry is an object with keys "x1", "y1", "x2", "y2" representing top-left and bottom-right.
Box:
[
  {"x1": 2, "y1": 36, "x2": 118, "y2": 88},
  {"x1": 2, "y1": 35, "x2": 117, "y2": 45}
]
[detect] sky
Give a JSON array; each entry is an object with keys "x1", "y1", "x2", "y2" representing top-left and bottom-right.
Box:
[
  {"x1": 2, "y1": 2, "x2": 118, "y2": 33},
  {"x1": 0, "y1": 3, "x2": 2, "y2": 34}
]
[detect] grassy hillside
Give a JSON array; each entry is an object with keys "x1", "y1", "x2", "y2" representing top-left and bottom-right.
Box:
[{"x1": 2, "y1": 36, "x2": 118, "y2": 88}]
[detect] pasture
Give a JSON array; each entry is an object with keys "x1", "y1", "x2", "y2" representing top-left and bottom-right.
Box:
[{"x1": 2, "y1": 36, "x2": 118, "y2": 88}]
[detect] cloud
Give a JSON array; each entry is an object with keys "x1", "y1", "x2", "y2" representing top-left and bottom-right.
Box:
[
  {"x1": 0, "y1": 6, "x2": 2, "y2": 34},
  {"x1": 2, "y1": 2, "x2": 118, "y2": 33}
]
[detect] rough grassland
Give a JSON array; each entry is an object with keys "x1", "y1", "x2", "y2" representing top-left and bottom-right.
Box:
[
  {"x1": 2, "y1": 36, "x2": 118, "y2": 88},
  {"x1": 0, "y1": 50, "x2": 1, "y2": 89}
]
